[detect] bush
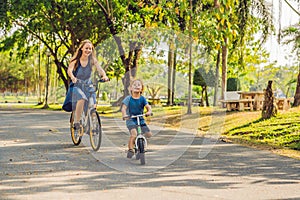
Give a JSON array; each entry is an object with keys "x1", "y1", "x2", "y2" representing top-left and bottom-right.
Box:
[
  {"x1": 227, "y1": 78, "x2": 241, "y2": 91},
  {"x1": 102, "y1": 92, "x2": 108, "y2": 101}
]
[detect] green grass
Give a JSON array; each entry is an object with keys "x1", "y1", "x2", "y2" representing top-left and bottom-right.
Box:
[
  {"x1": 0, "y1": 95, "x2": 41, "y2": 103},
  {"x1": 224, "y1": 107, "x2": 300, "y2": 151}
]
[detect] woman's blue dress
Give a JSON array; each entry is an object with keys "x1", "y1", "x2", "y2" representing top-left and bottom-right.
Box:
[{"x1": 62, "y1": 59, "x2": 96, "y2": 112}]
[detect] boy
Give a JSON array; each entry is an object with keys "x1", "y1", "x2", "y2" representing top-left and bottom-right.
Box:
[{"x1": 121, "y1": 79, "x2": 152, "y2": 158}]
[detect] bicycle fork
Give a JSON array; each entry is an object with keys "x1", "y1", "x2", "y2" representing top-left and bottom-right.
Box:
[{"x1": 135, "y1": 123, "x2": 147, "y2": 153}]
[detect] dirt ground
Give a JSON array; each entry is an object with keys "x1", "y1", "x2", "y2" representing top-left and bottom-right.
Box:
[{"x1": 0, "y1": 109, "x2": 299, "y2": 200}]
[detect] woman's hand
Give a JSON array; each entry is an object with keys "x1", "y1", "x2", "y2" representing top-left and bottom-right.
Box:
[
  {"x1": 101, "y1": 75, "x2": 110, "y2": 82},
  {"x1": 71, "y1": 77, "x2": 77, "y2": 83}
]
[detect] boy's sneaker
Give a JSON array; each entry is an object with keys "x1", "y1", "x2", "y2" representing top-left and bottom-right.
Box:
[{"x1": 127, "y1": 149, "x2": 134, "y2": 159}]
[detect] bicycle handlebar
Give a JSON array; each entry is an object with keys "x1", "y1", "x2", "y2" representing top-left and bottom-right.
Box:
[
  {"x1": 75, "y1": 78, "x2": 109, "y2": 94},
  {"x1": 76, "y1": 78, "x2": 109, "y2": 84},
  {"x1": 123, "y1": 113, "x2": 153, "y2": 120}
]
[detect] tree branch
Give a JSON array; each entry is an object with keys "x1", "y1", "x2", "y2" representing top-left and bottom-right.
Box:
[{"x1": 283, "y1": 0, "x2": 300, "y2": 16}]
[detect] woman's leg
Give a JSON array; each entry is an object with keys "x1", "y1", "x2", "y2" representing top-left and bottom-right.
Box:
[{"x1": 75, "y1": 99, "x2": 85, "y2": 123}]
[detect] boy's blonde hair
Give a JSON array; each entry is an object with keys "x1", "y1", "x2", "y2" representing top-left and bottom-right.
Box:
[{"x1": 130, "y1": 79, "x2": 144, "y2": 94}]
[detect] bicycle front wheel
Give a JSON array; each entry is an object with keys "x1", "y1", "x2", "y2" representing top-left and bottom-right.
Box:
[
  {"x1": 70, "y1": 112, "x2": 82, "y2": 145},
  {"x1": 89, "y1": 110, "x2": 102, "y2": 151}
]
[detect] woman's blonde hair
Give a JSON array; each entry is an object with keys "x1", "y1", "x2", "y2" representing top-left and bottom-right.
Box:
[
  {"x1": 130, "y1": 79, "x2": 144, "y2": 94},
  {"x1": 71, "y1": 39, "x2": 96, "y2": 71}
]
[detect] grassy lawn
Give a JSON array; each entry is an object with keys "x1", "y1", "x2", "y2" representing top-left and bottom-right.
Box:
[
  {"x1": 1, "y1": 102, "x2": 299, "y2": 159},
  {"x1": 96, "y1": 105, "x2": 299, "y2": 155}
]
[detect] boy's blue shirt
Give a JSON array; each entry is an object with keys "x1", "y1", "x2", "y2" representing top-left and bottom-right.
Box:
[{"x1": 122, "y1": 95, "x2": 148, "y2": 126}]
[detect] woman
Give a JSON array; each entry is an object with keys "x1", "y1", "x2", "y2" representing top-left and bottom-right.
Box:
[{"x1": 63, "y1": 39, "x2": 109, "y2": 131}]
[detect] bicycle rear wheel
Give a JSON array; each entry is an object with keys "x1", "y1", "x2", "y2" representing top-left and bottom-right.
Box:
[
  {"x1": 89, "y1": 110, "x2": 102, "y2": 151},
  {"x1": 70, "y1": 112, "x2": 82, "y2": 145}
]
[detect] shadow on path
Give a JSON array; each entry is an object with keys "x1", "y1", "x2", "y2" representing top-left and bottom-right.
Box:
[{"x1": 0, "y1": 109, "x2": 299, "y2": 200}]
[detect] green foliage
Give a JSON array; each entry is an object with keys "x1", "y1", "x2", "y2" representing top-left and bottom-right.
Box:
[
  {"x1": 102, "y1": 91, "x2": 108, "y2": 101},
  {"x1": 227, "y1": 77, "x2": 240, "y2": 91},
  {"x1": 192, "y1": 85, "x2": 202, "y2": 97},
  {"x1": 0, "y1": 0, "x2": 109, "y2": 91},
  {"x1": 225, "y1": 108, "x2": 300, "y2": 150},
  {"x1": 193, "y1": 67, "x2": 216, "y2": 87},
  {"x1": 0, "y1": 0, "x2": 291, "y2": 105}
]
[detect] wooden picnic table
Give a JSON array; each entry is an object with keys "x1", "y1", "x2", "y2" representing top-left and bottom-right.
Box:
[
  {"x1": 219, "y1": 98, "x2": 254, "y2": 111},
  {"x1": 219, "y1": 91, "x2": 255, "y2": 111},
  {"x1": 276, "y1": 97, "x2": 292, "y2": 110},
  {"x1": 237, "y1": 91, "x2": 265, "y2": 111}
]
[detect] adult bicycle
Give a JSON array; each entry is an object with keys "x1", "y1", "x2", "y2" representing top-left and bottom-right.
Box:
[{"x1": 70, "y1": 78, "x2": 108, "y2": 151}]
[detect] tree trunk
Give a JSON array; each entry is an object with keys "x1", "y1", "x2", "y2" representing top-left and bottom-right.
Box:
[
  {"x1": 171, "y1": 50, "x2": 177, "y2": 105},
  {"x1": 204, "y1": 86, "x2": 209, "y2": 106},
  {"x1": 213, "y1": 50, "x2": 221, "y2": 106},
  {"x1": 167, "y1": 44, "x2": 173, "y2": 106},
  {"x1": 262, "y1": 80, "x2": 277, "y2": 119},
  {"x1": 221, "y1": 37, "x2": 228, "y2": 100},
  {"x1": 293, "y1": 70, "x2": 300, "y2": 107},
  {"x1": 54, "y1": 59, "x2": 68, "y2": 92},
  {"x1": 187, "y1": 0, "x2": 193, "y2": 114},
  {"x1": 95, "y1": 1, "x2": 143, "y2": 104},
  {"x1": 120, "y1": 41, "x2": 143, "y2": 100}
]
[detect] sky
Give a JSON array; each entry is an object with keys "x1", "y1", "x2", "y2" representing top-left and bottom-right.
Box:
[{"x1": 264, "y1": 0, "x2": 300, "y2": 66}]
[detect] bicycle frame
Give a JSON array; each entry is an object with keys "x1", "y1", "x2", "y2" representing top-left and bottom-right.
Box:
[
  {"x1": 131, "y1": 114, "x2": 148, "y2": 151},
  {"x1": 80, "y1": 104, "x2": 94, "y2": 135},
  {"x1": 76, "y1": 79, "x2": 97, "y2": 135}
]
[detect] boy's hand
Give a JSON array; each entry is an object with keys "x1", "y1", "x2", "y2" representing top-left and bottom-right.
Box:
[
  {"x1": 122, "y1": 115, "x2": 130, "y2": 120},
  {"x1": 145, "y1": 112, "x2": 153, "y2": 117}
]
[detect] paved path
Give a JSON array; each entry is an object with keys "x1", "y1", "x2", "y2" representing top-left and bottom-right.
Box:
[{"x1": 0, "y1": 109, "x2": 299, "y2": 200}]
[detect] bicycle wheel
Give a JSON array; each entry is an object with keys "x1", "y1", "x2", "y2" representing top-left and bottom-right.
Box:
[
  {"x1": 70, "y1": 112, "x2": 82, "y2": 145},
  {"x1": 137, "y1": 138, "x2": 145, "y2": 165},
  {"x1": 89, "y1": 110, "x2": 102, "y2": 151}
]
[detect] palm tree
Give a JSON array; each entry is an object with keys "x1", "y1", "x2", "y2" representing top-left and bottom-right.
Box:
[
  {"x1": 280, "y1": 0, "x2": 300, "y2": 106},
  {"x1": 282, "y1": 23, "x2": 300, "y2": 105}
]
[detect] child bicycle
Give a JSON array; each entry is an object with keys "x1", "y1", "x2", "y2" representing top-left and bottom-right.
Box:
[
  {"x1": 70, "y1": 78, "x2": 108, "y2": 151},
  {"x1": 124, "y1": 113, "x2": 153, "y2": 165}
]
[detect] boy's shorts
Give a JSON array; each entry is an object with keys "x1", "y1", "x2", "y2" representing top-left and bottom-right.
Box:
[{"x1": 127, "y1": 124, "x2": 150, "y2": 134}]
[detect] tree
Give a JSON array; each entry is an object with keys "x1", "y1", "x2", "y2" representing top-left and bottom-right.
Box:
[
  {"x1": 0, "y1": 0, "x2": 109, "y2": 92},
  {"x1": 282, "y1": 23, "x2": 300, "y2": 106},
  {"x1": 193, "y1": 67, "x2": 216, "y2": 106},
  {"x1": 95, "y1": 0, "x2": 198, "y2": 108},
  {"x1": 200, "y1": 0, "x2": 273, "y2": 101},
  {"x1": 262, "y1": 80, "x2": 277, "y2": 119},
  {"x1": 95, "y1": 0, "x2": 163, "y2": 101}
]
